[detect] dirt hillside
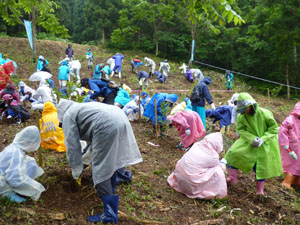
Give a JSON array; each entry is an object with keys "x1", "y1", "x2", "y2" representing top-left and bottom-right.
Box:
[{"x1": 0, "y1": 37, "x2": 299, "y2": 225}]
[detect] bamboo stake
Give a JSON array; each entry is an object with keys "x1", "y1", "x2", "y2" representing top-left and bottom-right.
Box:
[
  {"x1": 267, "y1": 88, "x2": 270, "y2": 104},
  {"x1": 155, "y1": 98, "x2": 158, "y2": 140},
  {"x1": 138, "y1": 89, "x2": 141, "y2": 121}
]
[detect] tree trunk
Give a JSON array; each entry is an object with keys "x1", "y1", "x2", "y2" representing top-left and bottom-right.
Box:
[
  {"x1": 154, "y1": 23, "x2": 158, "y2": 56},
  {"x1": 32, "y1": 6, "x2": 37, "y2": 62},
  {"x1": 101, "y1": 27, "x2": 105, "y2": 49},
  {"x1": 286, "y1": 43, "x2": 290, "y2": 99},
  {"x1": 294, "y1": 44, "x2": 297, "y2": 63}
]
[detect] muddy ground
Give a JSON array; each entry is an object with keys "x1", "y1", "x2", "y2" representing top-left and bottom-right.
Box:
[{"x1": 0, "y1": 37, "x2": 300, "y2": 225}]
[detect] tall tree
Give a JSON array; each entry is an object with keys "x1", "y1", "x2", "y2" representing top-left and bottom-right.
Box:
[{"x1": 0, "y1": 0, "x2": 69, "y2": 58}]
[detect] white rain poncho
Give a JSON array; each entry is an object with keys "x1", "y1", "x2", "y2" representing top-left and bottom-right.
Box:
[
  {"x1": 31, "y1": 84, "x2": 53, "y2": 110},
  {"x1": 0, "y1": 126, "x2": 45, "y2": 201},
  {"x1": 107, "y1": 58, "x2": 115, "y2": 71},
  {"x1": 159, "y1": 62, "x2": 170, "y2": 77},
  {"x1": 227, "y1": 93, "x2": 239, "y2": 124},
  {"x1": 144, "y1": 57, "x2": 156, "y2": 74},
  {"x1": 191, "y1": 69, "x2": 204, "y2": 82},
  {"x1": 57, "y1": 99, "x2": 143, "y2": 186},
  {"x1": 122, "y1": 96, "x2": 143, "y2": 121}
]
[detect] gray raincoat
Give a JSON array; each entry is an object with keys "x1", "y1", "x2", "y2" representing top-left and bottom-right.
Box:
[{"x1": 57, "y1": 100, "x2": 143, "y2": 186}]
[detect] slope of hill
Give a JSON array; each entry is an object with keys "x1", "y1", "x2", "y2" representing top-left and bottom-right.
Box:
[{"x1": 0, "y1": 37, "x2": 299, "y2": 225}]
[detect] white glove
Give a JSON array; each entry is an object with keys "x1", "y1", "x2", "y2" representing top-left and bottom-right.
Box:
[
  {"x1": 252, "y1": 137, "x2": 264, "y2": 148},
  {"x1": 289, "y1": 151, "x2": 298, "y2": 160},
  {"x1": 211, "y1": 103, "x2": 216, "y2": 110},
  {"x1": 284, "y1": 146, "x2": 298, "y2": 160},
  {"x1": 72, "y1": 168, "x2": 82, "y2": 180},
  {"x1": 220, "y1": 158, "x2": 227, "y2": 165},
  {"x1": 166, "y1": 119, "x2": 173, "y2": 125},
  {"x1": 185, "y1": 128, "x2": 191, "y2": 135}
]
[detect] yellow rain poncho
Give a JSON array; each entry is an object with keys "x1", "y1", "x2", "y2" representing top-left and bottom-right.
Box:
[{"x1": 40, "y1": 102, "x2": 66, "y2": 152}]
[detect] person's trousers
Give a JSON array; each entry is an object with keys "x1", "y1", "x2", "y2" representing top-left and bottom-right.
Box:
[
  {"x1": 95, "y1": 172, "x2": 117, "y2": 197},
  {"x1": 103, "y1": 92, "x2": 117, "y2": 105},
  {"x1": 192, "y1": 105, "x2": 206, "y2": 129}
]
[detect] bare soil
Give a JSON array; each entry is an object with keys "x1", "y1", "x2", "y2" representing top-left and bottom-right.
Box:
[{"x1": 0, "y1": 37, "x2": 299, "y2": 225}]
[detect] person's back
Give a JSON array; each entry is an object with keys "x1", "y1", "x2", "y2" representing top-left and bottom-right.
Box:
[
  {"x1": 112, "y1": 53, "x2": 124, "y2": 66},
  {"x1": 58, "y1": 61, "x2": 70, "y2": 81},
  {"x1": 167, "y1": 133, "x2": 226, "y2": 199},
  {"x1": 0, "y1": 126, "x2": 45, "y2": 202}
]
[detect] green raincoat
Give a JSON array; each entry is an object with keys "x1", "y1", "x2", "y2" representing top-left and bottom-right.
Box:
[{"x1": 225, "y1": 93, "x2": 282, "y2": 180}]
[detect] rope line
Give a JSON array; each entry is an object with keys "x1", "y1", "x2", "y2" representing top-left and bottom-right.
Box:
[{"x1": 193, "y1": 60, "x2": 300, "y2": 90}]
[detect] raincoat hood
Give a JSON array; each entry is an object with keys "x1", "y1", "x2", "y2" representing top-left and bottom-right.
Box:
[
  {"x1": 141, "y1": 91, "x2": 148, "y2": 97},
  {"x1": 165, "y1": 94, "x2": 178, "y2": 103},
  {"x1": 201, "y1": 132, "x2": 223, "y2": 154},
  {"x1": 290, "y1": 102, "x2": 300, "y2": 117},
  {"x1": 62, "y1": 60, "x2": 68, "y2": 66},
  {"x1": 236, "y1": 92, "x2": 257, "y2": 114},
  {"x1": 43, "y1": 101, "x2": 57, "y2": 114},
  {"x1": 13, "y1": 126, "x2": 41, "y2": 153},
  {"x1": 57, "y1": 99, "x2": 77, "y2": 123},
  {"x1": 18, "y1": 81, "x2": 25, "y2": 87},
  {"x1": 200, "y1": 76, "x2": 212, "y2": 85}
]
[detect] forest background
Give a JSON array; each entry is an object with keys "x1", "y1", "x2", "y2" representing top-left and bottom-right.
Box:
[{"x1": 0, "y1": 0, "x2": 299, "y2": 97}]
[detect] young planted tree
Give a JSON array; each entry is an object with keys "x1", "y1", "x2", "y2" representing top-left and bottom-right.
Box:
[{"x1": 0, "y1": 0, "x2": 69, "y2": 59}]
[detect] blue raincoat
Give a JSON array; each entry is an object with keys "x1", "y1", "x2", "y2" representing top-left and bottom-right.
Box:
[
  {"x1": 112, "y1": 54, "x2": 124, "y2": 66},
  {"x1": 37, "y1": 59, "x2": 49, "y2": 71},
  {"x1": 186, "y1": 69, "x2": 193, "y2": 82},
  {"x1": 138, "y1": 71, "x2": 149, "y2": 80},
  {"x1": 141, "y1": 92, "x2": 150, "y2": 108},
  {"x1": 206, "y1": 105, "x2": 233, "y2": 128},
  {"x1": 144, "y1": 93, "x2": 178, "y2": 125},
  {"x1": 103, "y1": 65, "x2": 111, "y2": 75},
  {"x1": 58, "y1": 61, "x2": 70, "y2": 81},
  {"x1": 114, "y1": 88, "x2": 131, "y2": 106},
  {"x1": 154, "y1": 71, "x2": 166, "y2": 83},
  {"x1": 93, "y1": 64, "x2": 102, "y2": 79},
  {"x1": 86, "y1": 51, "x2": 94, "y2": 61},
  {"x1": 89, "y1": 79, "x2": 113, "y2": 99}
]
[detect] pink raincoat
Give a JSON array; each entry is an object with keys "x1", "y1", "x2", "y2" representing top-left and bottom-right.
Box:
[
  {"x1": 167, "y1": 132, "x2": 227, "y2": 199},
  {"x1": 279, "y1": 102, "x2": 300, "y2": 176},
  {"x1": 167, "y1": 111, "x2": 206, "y2": 148}
]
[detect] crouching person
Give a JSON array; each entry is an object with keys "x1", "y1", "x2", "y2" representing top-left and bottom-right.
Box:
[
  {"x1": 1, "y1": 94, "x2": 30, "y2": 124},
  {"x1": 167, "y1": 133, "x2": 227, "y2": 199},
  {"x1": 0, "y1": 126, "x2": 45, "y2": 202},
  {"x1": 57, "y1": 99, "x2": 143, "y2": 224}
]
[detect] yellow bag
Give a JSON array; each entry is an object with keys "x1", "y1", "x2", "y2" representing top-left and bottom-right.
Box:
[{"x1": 40, "y1": 102, "x2": 66, "y2": 152}]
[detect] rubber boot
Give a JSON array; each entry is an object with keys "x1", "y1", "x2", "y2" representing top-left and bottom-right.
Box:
[
  {"x1": 87, "y1": 195, "x2": 119, "y2": 224},
  {"x1": 118, "y1": 72, "x2": 121, "y2": 79},
  {"x1": 140, "y1": 85, "x2": 143, "y2": 90},
  {"x1": 226, "y1": 168, "x2": 239, "y2": 184},
  {"x1": 256, "y1": 180, "x2": 264, "y2": 195},
  {"x1": 3, "y1": 191, "x2": 27, "y2": 203},
  {"x1": 282, "y1": 173, "x2": 295, "y2": 190}
]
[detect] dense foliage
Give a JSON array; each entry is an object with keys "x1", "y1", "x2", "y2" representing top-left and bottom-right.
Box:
[{"x1": 1, "y1": 0, "x2": 299, "y2": 95}]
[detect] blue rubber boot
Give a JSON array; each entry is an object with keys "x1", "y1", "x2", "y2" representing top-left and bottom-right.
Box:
[
  {"x1": 3, "y1": 191, "x2": 27, "y2": 203},
  {"x1": 88, "y1": 195, "x2": 119, "y2": 224}
]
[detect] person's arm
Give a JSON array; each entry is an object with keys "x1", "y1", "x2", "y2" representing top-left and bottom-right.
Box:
[
  {"x1": 203, "y1": 86, "x2": 213, "y2": 105},
  {"x1": 260, "y1": 110, "x2": 279, "y2": 143},
  {"x1": 278, "y1": 119, "x2": 290, "y2": 147}
]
